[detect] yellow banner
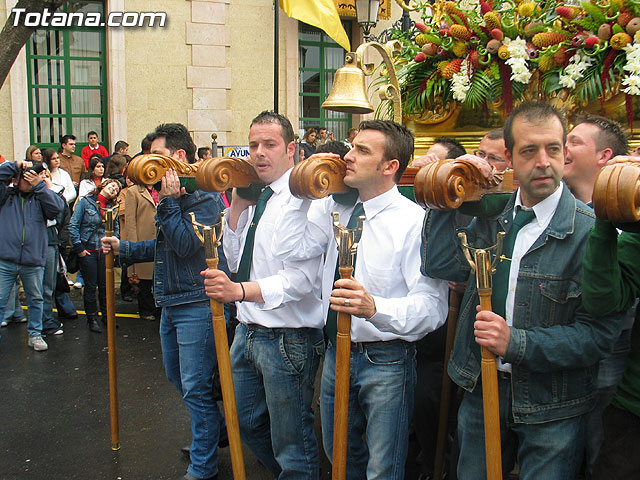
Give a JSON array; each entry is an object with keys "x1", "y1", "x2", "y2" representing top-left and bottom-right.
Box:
[{"x1": 280, "y1": 0, "x2": 351, "y2": 51}]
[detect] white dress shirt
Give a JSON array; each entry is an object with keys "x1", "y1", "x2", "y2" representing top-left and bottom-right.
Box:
[
  {"x1": 223, "y1": 168, "x2": 323, "y2": 329},
  {"x1": 498, "y1": 182, "x2": 563, "y2": 371},
  {"x1": 273, "y1": 186, "x2": 448, "y2": 342}
]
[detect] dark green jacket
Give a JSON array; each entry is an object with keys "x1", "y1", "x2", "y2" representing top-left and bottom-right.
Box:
[{"x1": 583, "y1": 218, "x2": 640, "y2": 418}]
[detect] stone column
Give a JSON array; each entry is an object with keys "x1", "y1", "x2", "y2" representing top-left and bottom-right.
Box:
[{"x1": 186, "y1": 0, "x2": 232, "y2": 147}]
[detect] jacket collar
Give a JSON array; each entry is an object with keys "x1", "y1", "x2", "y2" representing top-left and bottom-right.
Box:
[{"x1": 499, "y1": 181, "x2": 577, "y2": 241}]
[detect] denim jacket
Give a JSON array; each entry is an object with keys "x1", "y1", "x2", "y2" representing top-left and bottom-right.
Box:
[
  {"x1": 69, "y1": 195, "x2": 119, "y2": 253},
  {"x1": 0, "y1": 162, "x2": 65, "y2": 267},
  {"x1": 422, "y1": 186, "x2": 621, "y2": 423},
  {"x1": 118, "y1": 190, "x2": 227, "y2": 307}
]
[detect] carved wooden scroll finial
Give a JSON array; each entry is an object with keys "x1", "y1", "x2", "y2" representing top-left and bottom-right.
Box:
[
  {"x1": 289, "y1": 155, "x2": 350, "y2": 200},
  {"x1": 196, "y1": 157, "x2": 261, "y2": 193},
  {"x1": 593, "y1": 157, "x2": 640, "y2": 223},
  {"x1": 127, "y1": 154, "x2": 200, "y2": 186},
  {"x1": 413, "y1": 159, "x2": 515, "y2": 210}
]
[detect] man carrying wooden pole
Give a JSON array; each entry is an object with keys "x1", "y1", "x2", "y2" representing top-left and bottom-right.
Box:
[
  {"x1": 422, "y1": 102, "x2": 621, "y2": 479},
  {"x1": 271, "y1": 120, "x2": 449, "y2": 479},
  {"x1": 102, "y1": 123, "x2": 229, "y2": 480}
]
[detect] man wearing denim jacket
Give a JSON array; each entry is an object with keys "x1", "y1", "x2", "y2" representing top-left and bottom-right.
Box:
[
  {"x1": 102, "y1": 123, "x2": 227, "y2": 480},
  {"x1": 422, "y1": 102, "x2": 621, "y2": 479},
  {"x1": 0, "y1": 160, "x2": 65, "y2": 352}
]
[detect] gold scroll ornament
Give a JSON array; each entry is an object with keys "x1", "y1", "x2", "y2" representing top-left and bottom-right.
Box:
[
  {"x1": 126, "y1": 154, "x2": 261, "y2": 193},
  {"x1": 593, "y1": 157, "x2": 640, "y2": 223},
  {"x1": 289, "y1": 155, "x2": 350, "y2": 199},
  {"x1": 126, "y1": 154, "x2": 201, "y2": 185},
  {"x1": 413, "y1": 159, "x2": 514, "y2": 210},
  {"x1": 289, "y1": 155, "x2": 515, "y2": 207},
  {"x1": 196, "y1": 157, "x2": 261, "y2": 192}
]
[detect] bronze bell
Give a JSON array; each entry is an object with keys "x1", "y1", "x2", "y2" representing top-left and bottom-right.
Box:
[{"x1": 322, "y1": 53, "x2": 374, "y2": 115}]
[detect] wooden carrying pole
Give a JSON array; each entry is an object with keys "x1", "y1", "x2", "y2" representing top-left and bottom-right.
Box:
[
  {"x1": 104, "y1": 208, "x2": 120, "y2": 450},
  {"x1": 332, "y1": 265, "x2": 354, "y2": 480},
  {"x1": 476, "y1": 251, "x2": 503, "y2": 480},
  {"x1": 432, "y1": 289, "x2": 463, "y2": 480},
  {"x1": 191, "y1": 215, "x2": 246, "y2": 480},
  {"x1": 458, "y1": 237, "x2": 503, "y2": 480},
  {"x1": 330, "y1": 214, "x2": 363, "y2": 480}
]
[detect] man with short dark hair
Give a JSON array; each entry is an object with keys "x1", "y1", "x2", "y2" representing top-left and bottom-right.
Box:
[
  {"x1": 59, "y1": 135, "x2": 86, "y2": 187},
  {"x1": 270, "y1": 119, "x2": 448, "y2": 479},
  {"x1": 197, "y1": 147, "x2": 212, "y2": 162},
  {"x1": 423, "y1": 101, "x2": 620, "y2": 478},
  {"x1": 474, "y1": 128, "x2": 508, "y2": 171},
  {"x1": 113, "y1": 140, "x2": 129, "y2": 156},
  {"x1": 413, "y1": 136, "x2": 467, "y2": 167},
  {"x1": 0, "y1": 160, "x2": 65, "y2": 351},
  {"x1": 343, "y1": 127, "x2": 358, "y2": 149},
  {"x1": 317, "y1": 126, "x2": 329, "y2": 146},
  {"x1": 102, "y1": 122, "x2": 228, "y2": 480},
  {"x1": 564, "y1": 114, "x2": 629, "y2": 204},
  {"x1": 81, "y1": 130, "x2": 109, "y2": 168},
  {"x1": 202, "y1": 110, "x2": 326, "y2": 478}
]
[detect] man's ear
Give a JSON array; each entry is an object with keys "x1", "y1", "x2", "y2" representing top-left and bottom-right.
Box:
[
  {"x1": 384, "y1": 158, "x2": 400, "y2": 178},
  {"x1": 286, "y1": 141, "x2": 296, "y2": 160},
  {"x1": 504, "y1": 147, "x2": 513, "y2": 170},
  {"x1": 173, "y1": 149, "x2": 188, "y2": 164},
  {"x1": 598, "y1": 147, "x2": 613, "y2": 166}
]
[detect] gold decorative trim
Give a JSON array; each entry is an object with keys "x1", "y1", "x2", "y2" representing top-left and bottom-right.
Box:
[{"x1": 336, "y1": 0, "x2": 391, "y2": 20}]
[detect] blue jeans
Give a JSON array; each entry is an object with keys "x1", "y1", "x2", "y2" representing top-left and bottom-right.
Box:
[
  {"x1": 79, "y1": 251, "x2": 105, "y2": 316},
  {"x1": 0, "y1": 259, "x2": 44, "y2": 337},
  {"x1": 230, "y1": 323, "x2": 324, "y2": 479},
  {"x1": 160, "y1": 301, "x2": 224, "y2": 479},
  {"x1": 42, "y1": 245, "x2": 62, "y2": 332},
  {"x1": 457, "y1": 374, "x2": 586, "y2": 480},
  {"x1": 585, "y1": 326, "x2": 633, "y2": 478},
  {"x1": 55, "y1": 291, "x2": 77, "y2": 317},
  {"x1": 320, "y1": 340, "x2": 417, "y2": 480},
  {"x1": 2, "y1": 282, "x2": 25, "y2": 322}
]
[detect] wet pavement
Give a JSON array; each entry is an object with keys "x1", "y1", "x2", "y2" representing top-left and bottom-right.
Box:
[{"x1": 0, "y1": 288, "x2": 331, "y2": 479}]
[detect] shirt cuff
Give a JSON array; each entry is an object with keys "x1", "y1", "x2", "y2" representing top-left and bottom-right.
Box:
[
  {"x1": 365, "y1": 296, "x2": 393, "y2": 331},
  {"x1": 256, "y1": 275, "x2": 285, "y2": 310}
]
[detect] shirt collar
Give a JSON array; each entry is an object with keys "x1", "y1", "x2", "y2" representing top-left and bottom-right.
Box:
[
  {"x1": 360, "y1": 185, "x2": 400, "y2": 220},
  {"x1": 89, "y1": 144, "x2": 100, "y2": 151},
  {"x1": 268, "y1": 167, "x2": 292, "y2": 195},
  {"x1": 514, "y1": 182, "x2": 563, "y2": 227}
]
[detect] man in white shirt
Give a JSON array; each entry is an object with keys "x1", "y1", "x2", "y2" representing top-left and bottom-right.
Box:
[
  {"x1": 202, "y1": 111, "x2": 324, "y2": 478},
  {"x1": 271, "y1": 120, "x2": 448, "y2": 479}
]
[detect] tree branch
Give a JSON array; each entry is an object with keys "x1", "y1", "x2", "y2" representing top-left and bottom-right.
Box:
[{"x1": 0, "y1": 0, "x2": 67, "y2": 88}]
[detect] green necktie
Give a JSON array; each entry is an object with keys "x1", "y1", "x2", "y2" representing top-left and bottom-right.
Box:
[
  {"x1": 325, "y1": 202, "x2": 364, "y2": 345},
  {"x1": 491, "y1": 208, "x2": 536, "y2": 319},
  {"x1": 236, "y1": 186, "x2": 273, "y2": 283}
]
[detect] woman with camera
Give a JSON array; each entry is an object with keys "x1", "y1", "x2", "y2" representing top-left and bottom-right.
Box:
[{"x1": 69, "y1": 178, "x2": 121, "y2": 333}]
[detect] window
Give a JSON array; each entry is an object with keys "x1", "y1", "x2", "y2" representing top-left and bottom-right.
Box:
[
  {"x1": 299, "y1": 21, "x2": 352, "y2": 142},
  {"x1": 26, "y1": 1, "x2": 107, "y2": 150}
]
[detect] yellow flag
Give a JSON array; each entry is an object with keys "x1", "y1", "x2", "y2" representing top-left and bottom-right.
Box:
[{"x1": 279, "y1": 0, "x2": 351, "y2": 52}]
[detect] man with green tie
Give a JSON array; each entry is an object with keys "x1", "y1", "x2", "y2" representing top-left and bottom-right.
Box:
[
  {"x1": 270, "y1": 120, "x2": 449, "y2": 479},
  {"x1": 422, "y1": 102, "x2": 621, "y2": 479},
  {"x1": 202, "y1": 111, "x2": 325, "y2": 478}
]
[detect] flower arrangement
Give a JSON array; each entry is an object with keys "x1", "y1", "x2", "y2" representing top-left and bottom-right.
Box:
[{"x1": 391, "y1": 0, "x2": 640, "y2": 123}]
